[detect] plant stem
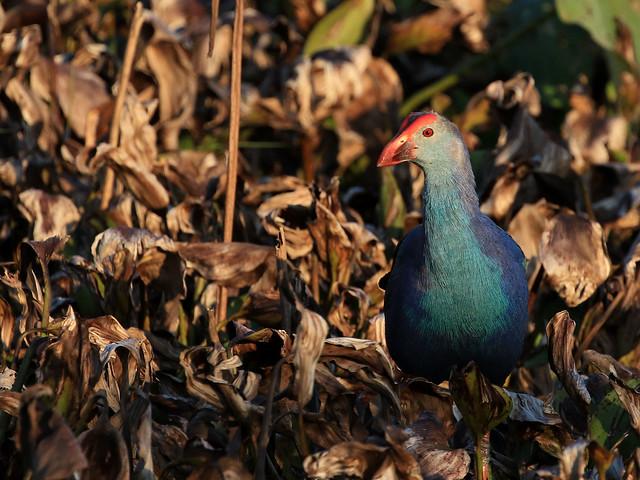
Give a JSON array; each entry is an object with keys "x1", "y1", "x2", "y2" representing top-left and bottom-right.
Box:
[
  {"x1": 39, "y1": 258, "x2": 51, "y2": 332},
  {"x1": 475, "y1": 431, "x2": 491, "y2": 480},
  {"x1": 298, "y1": 410, "x2": 310, "y2": 459},
  {"x1": 400, "y1": 6, "x2": 555, "y2": 116},
  {"x1": 216, "y1": 0, "x2": 244, "y2": 327},
  {"x1": 208, "y1": 0, "x2": 220, "y2": 57},
  {"x1": 255, "y1": 358, "x2": 283, "y2": 480},
  {"x1": 101, "y1": 2, "x2": 145, "y2": 210}
]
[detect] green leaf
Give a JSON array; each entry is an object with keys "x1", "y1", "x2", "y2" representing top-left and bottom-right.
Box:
[
  {"x1": 556, "y1": 0, "x2": 640, "y2": 62},
  {"x1": 303, "y1": 0, "x2": 375, "y2": 56},
  {"x1": 588, "y1": 384, "x2": 638, "y2": 453},
  {"x1": 450, "y1": 362, "x2": 513, "y2": 437}
]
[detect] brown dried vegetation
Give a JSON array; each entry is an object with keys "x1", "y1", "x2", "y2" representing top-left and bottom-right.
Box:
[{"x1": 0, "y1": 1, "x2": 640, "y2": 479}]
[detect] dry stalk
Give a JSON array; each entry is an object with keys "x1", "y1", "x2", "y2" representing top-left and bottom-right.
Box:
[
  {"x1": 208, "y1": 0, "x2": 221, "y2": 57},
  {"x1": 216, "y1": 0, "x2": 244, "y2": 326},
  {"x1": 100, "y1": 2, "x2": 145, "y2": 210}
]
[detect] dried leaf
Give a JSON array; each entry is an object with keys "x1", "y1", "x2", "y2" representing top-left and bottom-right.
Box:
[
  {"x1": 78, "y1": 415, "x2": 130, "y2": 480},
  {"x1": 386, "y1": 8, "x2": 462, "y2": 54},
  {"x1": 546, "y1": 311, "x2": 591, "y2": 405},
  {"x1": 17, "y1": 385, "x2": 88, "y2": 479},
  {"x1": 293, "y1": 302, "x2": 328, "y2": 407},
  {"x1": 18, "y1": 190, "x2": 80, "y2": 241},
  {"x1": 506, "y1": 391, "x2": 562, "y2": 425},
  {"x1": 508, "y1": 199, "x2": 559, "y2": 259},
  {"x1": 540, "y1": 211, "x2": 611, "y2": 307},
  {"x1": 31, "y1": 59, "x2": 112, "y2": 139},
  {"x1": 403, "y1": 413, "x2": 470, "y2": 480},
  {"x1": 144, "y1": 38, "x2": 197, "y2": 149},
  {"x1": 178, "y1": 242, "x2": 276, "y2": 290},
  {"x1": 91, "y1": 227, "x2": 177, "y2": 281},
  {"x1": 558, "y1": 439, "x2": 588, "y2": 480},
  {"x1": 449, "y1": 362, "x2": 513, "y2": 437}
]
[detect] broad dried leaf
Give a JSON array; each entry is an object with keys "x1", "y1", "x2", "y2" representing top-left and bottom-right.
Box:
[
  {"x1": 144, "y1": 38, "x2": 197, "y2": 149},
  {"x1": 540, "y1": 211, "x2": 611, "y2": 307},
  {"x1": 5, "y1": 76, "x2": 58, "y2": 151},
  {"x1": 91, "y1": 227, "x2": 177, "y2": 281},
  {"x1": 546, "y1": 311, "x2": 591, "y2": 405},
  {"x1": 31, "y1": 59, "x2": 112, "y2": 139},
  {"x1": 178, "y1": 242, "x2": 276, "y2": 290},
  {"x1": 95, "y1": 96, "x2": 169, "y2": 210},
  {"x1": 78, "y1": 416, "x2": 130, "y2": 480},
  {"x1": 17, "y1": 385, "x2": 88, "y2": 479},
  {"x1": 18, "y1": 190, "x2": 80, "y2": 241},
  {"x1": 508, "y1": 199, "x2": 559, "y2": 259},
  {"x1": 403, "y1": 413, "x2": 470, "y2": 480},
  {"x1": 0, "y1": 367, "x2": 16, "y2": 391},
  {"x1": 563, "y1": 91, "x2": 628, "y2": 172},
  {"x1": 292, "y1": 302, "x2": 328, "y2": 407}
]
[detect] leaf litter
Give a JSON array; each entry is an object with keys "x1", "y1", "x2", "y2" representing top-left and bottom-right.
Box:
[{"x1": 0, "y1": 1, "x2": 640, "y2": 479}]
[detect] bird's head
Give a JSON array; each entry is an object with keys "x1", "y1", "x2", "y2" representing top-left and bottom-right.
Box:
[{"x1": 377, "y1": 112, "x2": 467, "y2": 173}]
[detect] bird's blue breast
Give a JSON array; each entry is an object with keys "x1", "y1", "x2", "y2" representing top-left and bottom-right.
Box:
[{"x1": 383, "y1": 214, "x2": 528, "y2": 384}]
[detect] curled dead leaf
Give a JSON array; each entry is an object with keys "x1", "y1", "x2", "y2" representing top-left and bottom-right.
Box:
[
  {"x1": 546, "y1": 311, "x2": 591, "y2": 406},
  {"x1": 181, "y1": 345, "x2": 260, "y2": 419},
  {"x1": 292, "y1": 302, "x2": 328, "y2": 407}
]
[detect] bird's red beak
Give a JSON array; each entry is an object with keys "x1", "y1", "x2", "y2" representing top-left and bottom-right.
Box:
[{"x1": 377, "y1": 134, "x2": 416, "y2": 167}]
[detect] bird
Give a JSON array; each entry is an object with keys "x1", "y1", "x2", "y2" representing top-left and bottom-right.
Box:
[{"x1": 377, "y1": 112, "x2": 528, "y2": 385}]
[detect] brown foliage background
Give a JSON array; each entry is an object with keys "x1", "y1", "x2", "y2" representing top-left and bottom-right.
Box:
[{"x1": 0, "y1": 0, "x2": 639, "y2": 478}]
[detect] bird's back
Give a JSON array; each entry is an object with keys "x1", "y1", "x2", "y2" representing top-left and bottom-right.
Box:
[{"x1": 383, "y1": 214, "x2": 528, "y2": 384}]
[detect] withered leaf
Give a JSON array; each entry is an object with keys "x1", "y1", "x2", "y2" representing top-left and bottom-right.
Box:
[
  {"x1": 449, "y1": 362, "x2": 512, "y2": 437},
  {"x1": 292, "y1": 302, "x2": 328, "y2": 407},
  {"x1": 78, "y1": 416, "x2": 130, "y2": 480},
  {"x1": 508, "y1": 199, "x2": 559, "y2": 259},
  {"x1": 546, "y1": 311, "x2": 591, "y2": 406},
  {"x1": 558, "y1": 439, "x2": 588, "y2": 480},
  {"x1": 86, "y1": 316, "x2": 155, "y2": 411},
  {"x1": 31, "y1": 59, "x2": 112, "y2": 139},
  {"x1": 506, "y1": 391, "x2": 562, "y2": 425},
  {"x1": 403, "y1": 413, "x2": 470, "y2": 480},
  {"x1": 0, "y1": 390, "x2": 20, "y2": 416},
  {"x1": 303, "y1": 441, "x2": 392, "y2": 479},
  {"x1": 178, "y1": 242, "x2": 276, "y2": 290},
  {"x1": 386, "y1": 8, "x2": 462, "y2": 54},
  {"x1": 17, "y1": 385, "x2": 88, "y2": 479},
  {"x1": 0, "y1": 25, "x2": 42, "y2": 69},
  {"x1": 181, "y1": 345, "x2": 260, "y2": 418},
  {"x1": 18, "y1": 189, "x2": 80, "y2": 240},
  {"x1": 144, "y1": 38, "x2": 197, "y2": 150},
  {"x1": 540, "y1": 211, "x2": 611, "y2": 307},
  {"x1": 91, "y1": 227, "x2": 177, "y2": 281}
]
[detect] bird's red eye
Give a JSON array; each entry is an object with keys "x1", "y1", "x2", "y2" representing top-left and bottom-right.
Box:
[{"x1": 423, "y1": 128, "x2": 434, "y2": 137}]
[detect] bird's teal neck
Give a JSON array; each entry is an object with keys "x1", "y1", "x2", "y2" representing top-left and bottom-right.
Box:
[{"x1": 420, "y1": 159, "x2": 480, "y2": 285}]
